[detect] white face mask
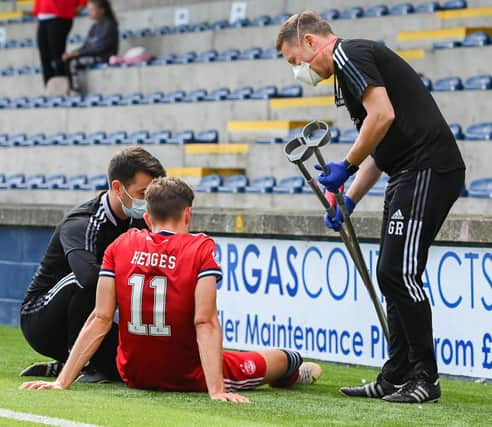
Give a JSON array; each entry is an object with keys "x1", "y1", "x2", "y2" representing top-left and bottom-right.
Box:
[
  {"x1": 120, "y1": 186, "x2": 146, "y2": 219},
  {"x1": 292, "y1": 62, "x2": 324, "y2": 86}
]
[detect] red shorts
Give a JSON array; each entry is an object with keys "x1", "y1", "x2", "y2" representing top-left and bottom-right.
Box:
[{"x1": 222, "y1": 351, "x2": 266, "y2": 391}]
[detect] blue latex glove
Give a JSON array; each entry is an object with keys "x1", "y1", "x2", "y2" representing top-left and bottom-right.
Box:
[
  {"x1": 324, "y1": 195, "x2": 355, "y2": 231},
  {"x1": 315, "y1": 160, "x2": 358, "y2": 193}
]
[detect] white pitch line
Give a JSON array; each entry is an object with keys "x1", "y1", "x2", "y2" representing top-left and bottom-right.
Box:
[{"x1": 0, "y1": 408, "x2": 102, "y2": 427}]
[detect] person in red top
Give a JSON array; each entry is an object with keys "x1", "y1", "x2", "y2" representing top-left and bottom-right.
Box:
[
  {"x1": 21, "y1": 177, "x2": 322, "y2": 401},
  {"x1": 34, "y1": 0, "x2": 88, "y2": 85}
]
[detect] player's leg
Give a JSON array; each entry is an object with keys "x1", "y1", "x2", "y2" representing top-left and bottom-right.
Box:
[
  {"x1": 383, "y1": 168, "x2": 464, "y2": 403},
  {"x1": 222, "y1": 350, "x2": 321, "y2": 392},
  {"x1": 20, "y1": 274, "x2": 81, "y2": 376}
]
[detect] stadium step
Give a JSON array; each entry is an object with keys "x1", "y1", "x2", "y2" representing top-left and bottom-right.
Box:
[
  {"x1": 398, "y1": 26, "x2": 492, "y2": 42},
  {"x1": 166, "y1": 167, "x2": 245, "y2": 185},
  {"x1": 270, "y1": 96, "x2": 335, "y2": 110},
  {"x1": 436, "y1": 7, "x2": 492, "y2": 21},
  {"x1": 184, "y1": 144, "x2": 249, "y2": 169},
  {"x1": 226, "y1": 120, "x2": 311, "y2": 143}
]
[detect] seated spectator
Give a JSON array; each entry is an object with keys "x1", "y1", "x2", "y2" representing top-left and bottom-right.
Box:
[{"x1": 62, "y1": 0, "x2": 118, "y2": 94}]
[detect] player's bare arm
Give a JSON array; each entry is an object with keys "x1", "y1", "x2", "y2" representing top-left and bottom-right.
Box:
[
  {"x1": 345, "y1": 86, "x2": 395, "y2": 166},
  {"x1": 194, "y1": 276, "x2": 250, "y2": 403},
  {"x1": 20, "y1": 276, "x2": 117, "y2": 391},
  {"x1": 346, "y1": 156, "x2": 382, "y2": 203}
]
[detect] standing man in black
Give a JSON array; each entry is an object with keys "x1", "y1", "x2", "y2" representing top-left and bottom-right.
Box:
[
  {"x1": 20, "y1": 147, "x2": 166, "y2": 381},
  {"x1": 276, "y1": 11, "x2": 465, "y2": 403}
]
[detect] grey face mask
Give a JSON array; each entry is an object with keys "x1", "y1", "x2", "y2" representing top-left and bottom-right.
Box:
[{"x1": 120, "y1": 186, "x2": 146, "y2": 219}]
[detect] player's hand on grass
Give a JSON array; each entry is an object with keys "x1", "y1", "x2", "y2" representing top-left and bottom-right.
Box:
[
  {"x1": 210, "y1": 392, "x2": 251, "y2": 403},
  {"x1": 19, "y1": 380, "x2": 65, "y2": 390}
]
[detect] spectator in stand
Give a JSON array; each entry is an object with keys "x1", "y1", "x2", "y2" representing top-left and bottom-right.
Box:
[
  {"x1": 34, "y1": 0, "x2": 87, "y2": 86},
  {"x1": 62, "y1": 0, "x2": 119, "y2": 94}
]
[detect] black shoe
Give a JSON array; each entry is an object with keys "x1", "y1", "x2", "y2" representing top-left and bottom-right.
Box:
[
  {"x1": 20, "y1": 361, "x2": 64, "y2": 377},
  {"x1": 340, "y1": 374, "x2": 402, "y2": 398},
  {"x1": 76, "y1": 367, "x2": 111, "y2": 384},
  {"x1": 383, "y1": 375, "x2": 441, "y2": 403}
]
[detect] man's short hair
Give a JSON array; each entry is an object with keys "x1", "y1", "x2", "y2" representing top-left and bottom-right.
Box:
[
  {"x1": 276, "y1": 10, "x2": 333, "y2": 52},
  {"x1": 145, "y1": 177, "x2": 194, "y2": 222},
  {"x1": 108, "y1": 146, "x2": 166, "y2": 185}
]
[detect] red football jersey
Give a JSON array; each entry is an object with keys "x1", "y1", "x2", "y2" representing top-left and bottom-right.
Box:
[{"x1": 100, "y1": 228, "x2": 222, "y2": 391}]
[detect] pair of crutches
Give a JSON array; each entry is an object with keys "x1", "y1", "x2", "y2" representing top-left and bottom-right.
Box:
[{"x1": 284, "y1": 120, "x2": 390, "y2": 342}]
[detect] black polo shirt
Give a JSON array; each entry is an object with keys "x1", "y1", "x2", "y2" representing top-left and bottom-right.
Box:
[
  {"x1": 333, "y1": 38, "x2": 465, "y2": 176},
  {"x1": 23, "y1": 191, "x2": 146, "y2": 301}
]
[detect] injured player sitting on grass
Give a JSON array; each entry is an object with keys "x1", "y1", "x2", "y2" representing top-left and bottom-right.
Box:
[{"x1": 20, "y1": 177, "x2": 322, "y2": 402}]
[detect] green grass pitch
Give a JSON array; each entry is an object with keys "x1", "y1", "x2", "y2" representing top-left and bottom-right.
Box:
[{"x1": 0, "y1": 325, "x2": 490, "y2": 427}]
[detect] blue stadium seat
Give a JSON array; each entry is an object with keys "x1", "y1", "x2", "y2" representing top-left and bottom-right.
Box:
[
  {"x1": 210, "y1": 19, "x2": 230, "y2": 30},
  {"x1": 171, "y1": 24, "x2": 191, "y2": 34},
  {"x1": 195, "y1": 174, "x2": 222, "y2": 192},
  {"x1": 162, "y1": 90, "x2": 186, "y2": 103},
  {"x1": 0, "y1": 173, "x2": 25, "y2": 189},
  {"x1": 16, "y1": 175, "x2": 46, "y2": 189},
  {"x1": 126, "y1": 130, "x2": 150, "y2": 144},
  {"x1": 329, "y1": 127, "x2": 341, "y2": 143},
  {"x1": 278, "y1": 84, "x2": 303, "y2": 98},
  {"x1": 0, "y1": 97, "x2": 11, "y2": 108},
  {"x1": 339, "y1": 128, "x2": 358, "y2": 143},
  {"x1": 365, "y1": 5, "x2": 389, "y2": 17},
  {"x1": 25, "y1": 133, "x2": 46, "y2": 146},
  {"x1": 259, "y1": 48, "x2": 282, "y2": 60},
  {"x1": 167, "y1": 130, "x2": 194, "y2": 144},
  {"x1": 30, "y1": 96, "x2": 48, "y2": 108},
  {"x1": 227, "y1": 86, "x2": 254, "y2": 100},
  {"x1": 182, "y1": 89, "x2": 208, "y2": 102},
  {"x1": 190, "y1": 22, "x2": 210, "y2": 32},
  {"x1": 273, "y1": 176, "x2": 304, "y2": 194},
  {"x1": 465, "y1": 123, "x2": 492, "y2": 140},
  {"x1": 251, "y1": 15, "x2": 271, "y2": 27},
  {"x1": 156, "y1": 26, "x2": 171, "y2": 35},
  {"x1": 216, "y1": 49, "x2": 241, "y2": 62},
  {"x1": 144, "y1": 91, "x2": 165, "y2": 104},
  {"x1": 62, "y1": 95, "x2": 83, "y2": 107},
  {"x1": 195, "y1": 49, "x2": 218, "y2": 63},
  {"x1": 9, "y1": 133, "x2": 27, "y2": 146},
  {"x1": 0, "y1": 134, "x2": 9, "y2": 147},
  {"x1": 245, "y1": 176, "x2": 276, "y2": 193},
  {"x1": 464, "y1": 75, "x2": 492, "y2": 90},
  {"x1": 449, "y1": 124, "x2": 464, "y2": 140},
  {"x1": 230, "y1": 18, "x2": 250, "y2": 28},
  {"x1": 101, "y1": 93, "x2": 123, "y2": 106},
  {"x1": 13, "y1": 97, "x2": 30, "y2": 109},
  {"x1": 67, "y1": 132, "x2": 87, "y2": 145},
  {"x1": 45, "y1": 96, "x2": 66, "y2": 108},
  {"x1": 37, "y1": 175, "x2": 67, "y2": 189},
  {"x1": 151, "y1": 54, "x2": 177, "y2": 65},
  {"x1": 468, "y1": 178, "x2": 492, "y2": 198},
  {"x1": 195, "y1": 129, "x2": 219, "y2": 143},
  {"x1": 173, "y1": 51, "x2": 197, "y2": 64},
  {"x1": 203, "y1": 87, "x2": 230, "y2": 101},
  {"x1": 256, "y1": 137, "x2": 285, "y2": 144},
  {"x1": 80, "y1": 175, "x2": 109, "y2": 191},
  {"x1": 147, "y1": 130, "x2": 171, "y2": 144},
  {"x1": 119, "y1": 92, "x2": 145, "y2": 106},
  {"x1": 81, "y1": 94, "x2": 103, "y2": 107},
  {"x1": 58, "y1": 175, "x2": 88, "y2": 190},
  {"x1": 433, "y1": 76, "x2": 463, "y2": 91},
  {"x1": 415, "y1": 2, "x2": 441, "y2": 13},
  {"x1": 320, "y1": 9, "x2": 340, "y2": 20},
  {"x1": 433, "y1": 40, "x2": 462, "y2": 49},
  {"x1": 339, "y1": 7, "x2": 364, "y2": 19},
  {"x1": 239, "y1": 47, "x2": 263, "y2": 60},
  {"x1": 106, "y1": 131, "x2": 128, "y2": 144},
  {"x1": 462, "y1": 32, "x2": 490, "y2": 47},
  {"x1": 251, "y1": 85, "x2": 278, "y2": 99},
  {"x1": 87, "y1": 131, "x2": 106, "y2": 144},
  {"x1": 271, "y1": 13, "x2": 291, "y2": 25},
  {"x1": 367, "y1": 176, "x2": 389, "y2": 196},
  {"x1": 218, "y1": 175, "x2": 249, "y2": 193},
  {"x1": 420, "y1": 76, "x2": 433, "y2": 90},
  {"x1": 442, "y1": 0, "x2": 467, "y2": 10},
  {"x1": 0, "y1": 174, "x2": 5, "y2": 184},
  {"x1": 41, "y1": 132, "x2": 68, "y2": 146}
]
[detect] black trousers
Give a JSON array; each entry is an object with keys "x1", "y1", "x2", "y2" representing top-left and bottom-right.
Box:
[
  {"x1": 20, "y1": 272, "x2": 120, "y2": 380},
  {"x1": 66, "y1": 56, "x2": 102, "y2": 91},
  {"x1": 377, "y1": 168, "x2": 465, "y2": 383},
  {"x1": 37, "y1": 18, "x2": 73, "y2": 85}
]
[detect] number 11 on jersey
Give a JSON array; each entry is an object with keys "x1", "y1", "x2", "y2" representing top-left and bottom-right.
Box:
[{"x1": 128, "y1": 274, "x2": 172, "y2": 336}]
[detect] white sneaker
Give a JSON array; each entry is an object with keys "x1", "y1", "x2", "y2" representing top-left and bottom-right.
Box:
[{"x1": 296, "y1": 362, "x2": 322, "y2": 385}]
